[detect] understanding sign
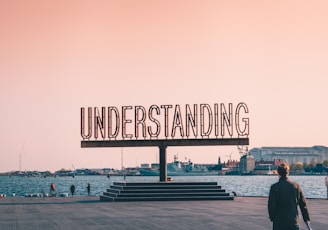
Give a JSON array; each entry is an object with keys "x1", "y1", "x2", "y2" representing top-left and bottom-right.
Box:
[
  {"x1": 80, "y1": 102, "x2": 250, "y2": 181},
  {"x1": 81, "y1": 103, "x2": 249, "y2": 140}
]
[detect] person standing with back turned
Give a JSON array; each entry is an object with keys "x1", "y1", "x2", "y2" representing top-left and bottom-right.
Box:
[{"x1": 268, "y1": 163, "x2": 312, "y2": 230}]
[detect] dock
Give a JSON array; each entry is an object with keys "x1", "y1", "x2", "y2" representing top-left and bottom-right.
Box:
[{"x1": 0, "y1": 196, "x2": 326, "y2": 229}]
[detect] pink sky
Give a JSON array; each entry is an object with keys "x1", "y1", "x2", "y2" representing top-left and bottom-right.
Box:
[{"x1": 1, "y1": 1, "x2": 327, "y2": 172}]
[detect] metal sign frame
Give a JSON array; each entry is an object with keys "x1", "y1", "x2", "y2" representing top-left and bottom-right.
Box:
[{"x1": 81, "y1": 103, "x2": 250, "y2": 181}]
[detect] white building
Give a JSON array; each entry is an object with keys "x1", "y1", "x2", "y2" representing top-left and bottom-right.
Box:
[{"x1": 249, "y1": 146, "x2": 328, "y2": 164}]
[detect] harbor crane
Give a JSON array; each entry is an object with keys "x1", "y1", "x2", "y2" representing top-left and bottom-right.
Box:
[
  {"x1": 225, "y1": 151, "x2": 234, "y2": 161},
  {"x1": 237, "y1": 145, "x2": 248, "y2": 157}
]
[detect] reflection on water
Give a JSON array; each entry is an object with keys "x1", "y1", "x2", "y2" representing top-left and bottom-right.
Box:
[{"x1": 0, "y1": 175, "x2": 326, "y2": 198}]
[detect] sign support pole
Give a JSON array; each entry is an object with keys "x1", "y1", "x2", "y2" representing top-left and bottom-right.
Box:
[{"x1": 159, "y1": 145, "x2": 167, "y2": 182}]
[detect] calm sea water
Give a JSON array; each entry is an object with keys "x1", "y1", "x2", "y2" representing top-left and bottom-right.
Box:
[{"x1": 0, "y1": 175, "x2": 326, "y2": 198}]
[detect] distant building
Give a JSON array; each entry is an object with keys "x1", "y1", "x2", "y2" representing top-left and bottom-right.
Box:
[
  {"x1": 249, "y1": 146, "x2": 328, "y2": 164},
  {"x1": 253, "y1": 159, "x2": 285, "y2": 175},
  {"x1": 223, "y1": 160, "x2": 240, "y2": 175},
  {"x1": 253, "y1": 164, "x2": 277, "y2": 175},
  {"x1": 255, "y1": 159, "x2": 285, "y2": 166},
  {"x1": 239, "y1": 154, "x2": 255, "y2": 174}
]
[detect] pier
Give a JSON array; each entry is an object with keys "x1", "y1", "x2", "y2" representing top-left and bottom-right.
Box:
[{"x1": 0, "y1": 196, "x2": 326, "y2": 229}]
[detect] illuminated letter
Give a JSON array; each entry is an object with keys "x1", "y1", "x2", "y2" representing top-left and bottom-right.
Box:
[
  {"x1": 220, "y1": 103, "x2": 233, "y2": 137},
  {"x1": 160, "y1": 105, "x2": 173, "y2": 138},
  {"x1": 200, "y1": 104, "x2": 213, "y2": 137},
  {"x1": 94, "y1": 107, "x2": 106, "y2": 139},
  {"x1": 148, "y1": 105, "x2": 161, "y2": 138},
  {"x1": 235, "y1": 102, "x2": 249, "y2": 136},
  {"x1": 108, "y1": 106, "x2": 120, "y2": 138},
  {"x1": 122, "y1": 106, "x2": 133, "y2": 139},
  {"x1": 171, "y1": 105, "x2": 184, "y2": 138},
  {"x1": 186, "y1": 104, "x2": 197, "y2": 138},
  {"x1": 81, "y1": 107, "x2": 92, "y2": 139},
  {"x1": 135, "y1": 106, "x2": 147, "y2": 139},
  {"x1": 214, "y1": 103, "x2": 219, "y2": 137}
]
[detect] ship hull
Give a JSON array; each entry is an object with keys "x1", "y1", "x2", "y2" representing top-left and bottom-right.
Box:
[{"x1": 138, "y1": 169, "x2": 219, "y2": 176}]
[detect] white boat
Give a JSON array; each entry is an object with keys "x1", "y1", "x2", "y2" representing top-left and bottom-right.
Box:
[{"x1": 266, "y1": 165, "x2": 276, "y2": 175}]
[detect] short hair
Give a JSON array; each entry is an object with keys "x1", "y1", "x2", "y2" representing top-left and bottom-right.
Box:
[{"x1": 277, "y1": 163, "x2": 290, "y2": 178}]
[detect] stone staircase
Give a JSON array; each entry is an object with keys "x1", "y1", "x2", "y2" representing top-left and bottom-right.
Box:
[{"x1": 100, "y1": 181, "x2": 234, "y2": 202}]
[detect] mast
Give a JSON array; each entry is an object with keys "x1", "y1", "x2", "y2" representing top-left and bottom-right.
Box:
[
  {"x1": 121, "y1": 148, "x2": 123, "y2": 170},
  {"x1": 19, "y1": 144, "x2": 24, "y2": 172}
]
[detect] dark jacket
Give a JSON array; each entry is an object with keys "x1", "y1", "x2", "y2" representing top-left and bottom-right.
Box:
[{"x1": 268, "y1": 177, "x2": 310, "y2": 228}]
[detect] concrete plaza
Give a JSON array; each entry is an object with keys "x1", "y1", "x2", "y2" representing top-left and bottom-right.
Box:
[{"x1": 0, "y1": 196, "x2": 326, "y2": 230}]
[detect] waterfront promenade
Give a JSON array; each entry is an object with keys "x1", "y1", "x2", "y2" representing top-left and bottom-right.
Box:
[{"x1": 0, "y1": 196, "x2": 326, "y2": 230}]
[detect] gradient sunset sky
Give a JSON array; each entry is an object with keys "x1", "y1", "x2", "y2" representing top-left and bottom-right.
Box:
[{"x1": 1, "y1": 1, "x2": 327, "y2": 172}]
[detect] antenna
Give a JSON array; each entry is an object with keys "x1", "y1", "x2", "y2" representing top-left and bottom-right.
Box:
[{"x1": 225, "y1": 151, "x2": 233, "y2": 161}]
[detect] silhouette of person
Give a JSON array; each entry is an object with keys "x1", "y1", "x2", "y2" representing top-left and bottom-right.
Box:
[
  {"x1": 87, "y1": 183, "x2": 91, "y2": 196},
  {"x1": 50, "y1": 183, "x2": 56, "y2": 196},
  {"x1": 70, "y1": 183, "x2": 75, "y2": 197},
  {"x1": 268, "y1": 163, "x2": 311, "y2": 230}
]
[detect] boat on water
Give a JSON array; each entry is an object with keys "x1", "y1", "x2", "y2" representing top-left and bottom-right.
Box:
[
  {"x1": 266, "y1": 165, "x2": 277, "y2": 175},
  {"x1": 138, "y1": 155, "x2": 221, "y2": 176}
]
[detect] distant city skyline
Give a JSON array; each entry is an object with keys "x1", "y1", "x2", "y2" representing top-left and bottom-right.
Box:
[{"x1": 1, "y1": 1, "x2": 328, "y2": 172}]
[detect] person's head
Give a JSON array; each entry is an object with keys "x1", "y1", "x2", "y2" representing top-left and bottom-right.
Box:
[{"x1": 277, "y1": 163, "x2": 290, "y2": 178}]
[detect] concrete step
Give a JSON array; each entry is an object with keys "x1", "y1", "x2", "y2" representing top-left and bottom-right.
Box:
[
  {"x1": 106, "y1": 188, "x2": 226, "y2": 193},
  {"x1": 100, "y1": 195, "x2": 234, "y2": 202},
  {"x1": 106, "y1": 188, "x2": 121, "y2": 194},
  {"x1": 110, "y1": 185, "x2": 124, "y2": 190},
  {"x1": 103, "y1": 192, "x2": 118, "y2": 198},
  {"x1": 114, "y1": 182, "x2": 219, "y2": 186},
  {"x1": 104, "y1": 192, "x2": 230, "y2": 198},
  {"x1": 111, "y1": 185, "x2": 221, "y2": 190},
  {"x1": 100, "y1": 182, "x2": 233, "y2": 202}
]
